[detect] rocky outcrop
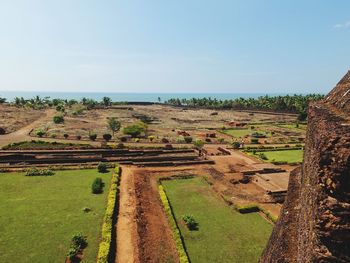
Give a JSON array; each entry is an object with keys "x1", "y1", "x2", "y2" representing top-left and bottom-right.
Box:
[{"x1": 260, "y1": 71, "x2": 350, "y2": 263}]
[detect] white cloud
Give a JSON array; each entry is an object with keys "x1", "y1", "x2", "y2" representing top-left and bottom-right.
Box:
[{"x1": 334, "y1": 20, "x2": 350, "y2": 29}]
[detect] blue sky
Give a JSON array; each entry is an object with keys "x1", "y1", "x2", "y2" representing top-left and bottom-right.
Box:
[{"x1": 0, "y1": 0, "x2": 349, "y2": 93}]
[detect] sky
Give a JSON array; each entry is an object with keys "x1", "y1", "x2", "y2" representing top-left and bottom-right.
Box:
[{"x1": 0, "y1": 0, "x2": 349, "y2": 94}]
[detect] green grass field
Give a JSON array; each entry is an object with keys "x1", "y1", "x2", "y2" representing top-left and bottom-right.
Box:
[
  {"x1": 276, "y1": 123, "x2": 307, "y2": 131},
  {"x1": 256, "y1": 149, "x2": 304, "y2": 163},
  {"x1": 162, "y1": 177, "x2": 273, "y2": 263},
  {"x1": 0, "y1": 169, "x2": 112, "y2": 263},
  {"x1": 221, "y1": 128, "x2": 268, "y2": 138}
]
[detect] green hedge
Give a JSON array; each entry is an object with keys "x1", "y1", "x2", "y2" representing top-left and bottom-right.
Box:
[
  {"x1": 96, "y1": 164, "x2": 121, "y2": 263},
  {"x1": 158, "y1": 185, "x2": 189, "y2": 263},
  {"x1": 233, "y1": 204, "x2": 278, "y2": 223}
]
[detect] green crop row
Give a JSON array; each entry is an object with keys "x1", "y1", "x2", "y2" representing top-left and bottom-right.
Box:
[
  {"x1": 158, "y1": 185, "x2": 189, "y2": 263},
  {"x1": 97, "y1": 164, "x2": 121, "y2": 263}
]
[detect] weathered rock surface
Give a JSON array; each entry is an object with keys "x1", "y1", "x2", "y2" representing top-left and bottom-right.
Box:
[{"x1": 260, "y1": 71, "x2": 350, "y2": 263}]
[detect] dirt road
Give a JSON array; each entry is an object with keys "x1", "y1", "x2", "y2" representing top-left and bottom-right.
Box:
[{"x1": 116, "y1": 166, "x2": 139, "y2": 263}]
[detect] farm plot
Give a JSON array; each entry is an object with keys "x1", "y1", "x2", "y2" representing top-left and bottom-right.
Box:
[
  {"x1": 162, "y1": 177, "x2": 272, "y2": 263},
  {"x1": 0, "y1": 169, "x2": 112, "y2": 263}
]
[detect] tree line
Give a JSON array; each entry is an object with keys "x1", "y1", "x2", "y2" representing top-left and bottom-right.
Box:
[{"x1": 165, "y1": 94, "x2": 324, "y2": 120}]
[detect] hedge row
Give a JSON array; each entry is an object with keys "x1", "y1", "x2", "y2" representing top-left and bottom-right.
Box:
[
  {"x1": 243, "y1": 146, "x2": 303, "y2": 152},
  {"x1": 96, "y1": 164, "x2": 121, "y2": 263},
  {"x1": 158, "y1": 185, "x2": 189, "y2": 263}
]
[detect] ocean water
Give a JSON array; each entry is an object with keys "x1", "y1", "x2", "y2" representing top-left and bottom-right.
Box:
[{"x1": 0, "y1": 91, "x2": 295, "y2": 103}]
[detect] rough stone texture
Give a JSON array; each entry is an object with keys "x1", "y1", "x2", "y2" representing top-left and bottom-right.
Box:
[{"x1": 260, "y1": 72, "x2": 350, "y2": 263}]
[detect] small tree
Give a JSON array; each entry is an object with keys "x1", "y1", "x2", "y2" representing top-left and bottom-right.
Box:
[
  {"x1": 36, "y1": 129, "x2": 46, "y2": 138},
  {"x1": 102, "y1": 97, "x2": 112, "y2": 107},
  {"x1": 107, "y1": 117, "x2": 121, "y2": 137},
  {"x1": 53, "y1": 115, "x2": 64, "y2": 124},
  {"x1": 123, "y1": 124, "x2": 144, "y2": 138},
  {"x1": 92, "y1": 177, "x2": 104, "y2": 193},
  {"x1": 103, "y1": 133, "x2": 112, "y2": 142}
]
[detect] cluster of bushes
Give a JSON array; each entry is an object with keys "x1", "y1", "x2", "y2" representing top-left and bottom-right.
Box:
[
  {"x1": 182, "y1": 215, "x2": 198, "y2": 230},
  {"x1": 97, "y1": 164, "x2": 121, "y2": 263},
  {"x1": 66, "y1": 233, "x2": 88, "y2": 261},
  {"x1": 123, "y1": 122, "x2": 147, "y2": 138},
  {"x1": 25, "y1": 167, "x2": 55, "y2": 176},
  {"x1": 92, "y1": 178, "x2": 104, "y2": 194},
  {"x1": 158, "y1": 185, "x2": 189, "y2": 263}
]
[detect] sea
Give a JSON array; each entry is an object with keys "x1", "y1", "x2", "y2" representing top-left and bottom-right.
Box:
[{"x1": 0, "y1": 91, "x2": 301, "y2": 103}]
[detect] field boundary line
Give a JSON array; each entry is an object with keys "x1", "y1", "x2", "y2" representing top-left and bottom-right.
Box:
[{"x1": 158, "y1": 183, "x2": 190, "y2": 263}]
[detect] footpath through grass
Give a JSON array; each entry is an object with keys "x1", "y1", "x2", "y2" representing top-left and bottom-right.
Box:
[
  {"x1": 0, "y1": 169, "x2": 112, "y2": 263},
  {"x1": 162, "y1": 177, "x2": 272, "y2": 263}
]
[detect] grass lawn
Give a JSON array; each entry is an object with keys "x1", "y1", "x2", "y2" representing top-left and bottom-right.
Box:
[
  {"x1": 257, "y1": 149, "x2": 304, "y2": 163},
  {"x1": 276, "y1": 124, "x2": 307, "y2": 131},
  {"x1": 220, "y1": 129, "x2": 268, "y2": 138},
  {"x1": 162, "y1": 177, "x2": 273, "y2": 263},
  {"x1": 0, "y1": 169, "x2": 112, "y2": 263}
]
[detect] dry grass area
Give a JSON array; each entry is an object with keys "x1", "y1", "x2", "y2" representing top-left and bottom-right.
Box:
[
  {"x1": 0, "y1": 104, "x2": 43, "y2": 133},
  {"x1": 31, "y1": 104, "x2": 300, "y2": 143}
]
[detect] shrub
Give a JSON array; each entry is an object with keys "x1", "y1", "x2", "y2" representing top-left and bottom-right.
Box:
[
  {"x1": 123, "y1": 124, "x2": 145, "y2": 138},
  {"x1": 193, "y1": 139, "x2": 204, "y2": 149},
  {"x1": 218, "y1": 138, "x2": 225, "y2": 143},
  {"x1": 51, "y1": 133, "x2": 57, "y2": 138},
  {"x1": 71, "y1": 233, "x2": 88, "y2": 249},
  {"x1": 232, "y1": 141, "x2": 240, "y2": 149},
  {"x1": 148, "y1": 135, "x2": 155, "y2": 142},
  {"x1": 92, "y1": 177, "x2": 104, "y2": 194},
  {"x1": 184, "y1": 136, "x2": 193, "y2": 143},
  {"x1": 25, "y1": 167, "x2": 55, "y2": 176},
  {"x1": 63, "y1": 133, "x2": 69, "y2": 139},
  {"x1": 76, "y1": 135, "x2": 82, "y2": 140},
  {"x1": 134, "y1": 138, "x2": 140, "y2": 142},
  {"x1": 251, "y1": 138, "x2": 259, "y2": 144},
  {"x1": 182, "y1": 215, "x2": 198, "y2": 230},
  {"x1": 97, "y1": 162, "x2": 108, "y2": 173},
  {"x1": 103, "y1": 133, "x2": 112, "y2": 142},
  {"x1": 89, "y1": 133, "x2": 97, "y2": 141},
  {"x1": 35, "y1": 129, "x2": 46, "y2": 138},
  {"x1": 53, "y1": 115, "x2": 64, "y2": 124},
  {"x1": 116, "y1": 143, "x2": 124, "y2": 149},
  {"x1": 120, "y1": 136, "x2": 127, "y2": 142},
  {"x1": 55, "y1": 104, "x2": 65, "y2": 112},
  {"x1": 0, "y1": 127, "x2": 5, "y2": 135}
]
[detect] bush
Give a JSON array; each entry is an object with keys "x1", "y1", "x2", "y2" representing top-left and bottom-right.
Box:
[
  {"x1": 35, "y1": 129, "x2": 46, "y2": 138},
  {"x1": 71, "y1": 233, "x2": 88, "y2": 249},
  {"x1": 232, "y1": 141, "x2": 240, "y2": 149},
  {"x1": 53, "y1": 115, "x2": 64, "y2": 124},
  {"x1": 193, "y1": 139, "x2": 204, "y2": 149},
  {"x1": 251, "y1": 138, "x2": 259, "y2": 144},
  {"x1": 184, "y1": 136, "x2": 193, "y2": 143},
  {"x1": 97, "y1": 164, "x2": 121, "y2": 263},
  {"x1": 116, "y1": 143, "x2": 124, "y2": 149},
  {"x1": 92, "y1": 177, "x2": 104, "y2": 194},
  {"x1": 103, "y1": 133, "x2": 112, "y2": 142},
  {"x1": 120, "y1": 136, "x2": 128, "y2": 142},
  {"x1": 89, "y1": 133, "x2": 97, "y2": 141},
  {"x1": 63, "y1": 133, "x2": 69, "y2": 139},
  {"x1": 76, "y1": 135, "x2": 82, "y2": 140},
  {"x1": 97, "y1": 162, "x2": 108, "y2": 173},
  {"x1": 123, "y1": 124, "x2": 145, "y2": 138},
  {"x1": 148, "y1": 135, "x2": 155, "y2": 142},
  {"x1": 182, "y1": 215, "x2": 198, "y2": 230},
  {"x1": 0, "y1": 127, "x2": 5, "y2": 135},
  {"x1": 162, "y1": 138, "x2": 169, "y2": 143},
  {"x1": 25, "y1": 167, "x2": 55, "y2": 176}
]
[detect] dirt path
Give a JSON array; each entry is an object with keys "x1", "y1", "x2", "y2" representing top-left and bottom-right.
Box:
[
  {"x1": 116, "y1": 166, "x2": 139, "y2": 263},
  {"x1": 0, "y1": 109, "x2": 55, "y2": 148}
]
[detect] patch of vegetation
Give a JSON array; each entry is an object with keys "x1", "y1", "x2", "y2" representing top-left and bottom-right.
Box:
[
  {"x1": 0, "y1": 169, "x2": 112, "y2": 262},
  {"x1": 92, "y1": 177, "x2": 104, "y2": 194},
  {"x1": 123, "y1": 123, "x2": 146, "y2": 138},
  {"x1": 97, "y1": 162, "x2": 108, "y2": 173},
  {"x1": 107, "y1": 117, "x2": 121, "y2": 137},
  {"x1": 66, "y1": 233, "x2": 88, "y2": 261},
  {"x1": 182, "y1": 215, "x2": 198, "y2": 230},
  {"x1": 248, "y1": 149, "x2": 304, "y2": 163},
  {"x1": 162, "y1": 177, "x2": 272, "y2": 263},
  {"x1": 97, "y1": 165, "x2": 121, "y2": 263},
  {"x1": 53, "y1": 115, "x2": 64, "y2": 124},
  {"x1": 2, "y1": 140, "x2": 93, "y2": 150},
  {"x1": 25, "y1": 167, "x2": 55, "y2": 176}
]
